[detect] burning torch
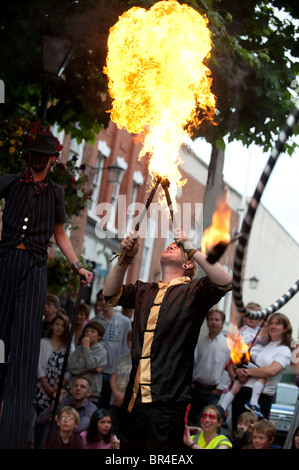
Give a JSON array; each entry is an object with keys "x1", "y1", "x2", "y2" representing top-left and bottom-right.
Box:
[
  {"x1": 118, "y1": 175, "x2": 161, "y2": 265},
  {"x1": 200, "y1": 193, "x2": 235, "y2": 264},
  {"x1": 227, "y1": 330, "x2": 252, "y2": 367},
  {"x1": 118, "y1": 175, "x2": 188, "y2": 265},
  {"x1": 104, "y1": 0, "x2": 217, "y2": 265}
]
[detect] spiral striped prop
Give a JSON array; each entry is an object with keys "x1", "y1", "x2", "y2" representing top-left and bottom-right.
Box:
[{"x1": 233, "y1": 103, "x2": 299, "y2": 320}]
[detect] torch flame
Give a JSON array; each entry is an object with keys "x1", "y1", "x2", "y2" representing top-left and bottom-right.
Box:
[
  {"x1": 201, "y1": 196, "x2": 231, "y2": 254},
  {"x1": 104, "y1": 0, "x2": 216, "y2": 207},
  {"x1": 227, "y1": 326, "x2": 251, "y2": 365}
]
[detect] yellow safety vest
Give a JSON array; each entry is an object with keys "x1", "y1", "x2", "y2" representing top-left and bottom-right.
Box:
[{"x1": 192, "y1": 433, "x2": 232, "y2": 449}]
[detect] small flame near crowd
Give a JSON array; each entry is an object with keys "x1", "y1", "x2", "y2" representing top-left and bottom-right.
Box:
[
  {"x1": 227, "y1": 324, "x2": 251, "y2": 365},
  {"x1": 104, "y1": 0, "x2": 216, "y2": 208},
  {"x1": 201, "y1": 195, "x2": 232, "y2": 255}
]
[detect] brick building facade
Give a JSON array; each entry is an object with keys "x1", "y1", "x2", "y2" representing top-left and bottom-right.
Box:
[{"x1": 54, "y1": 121, "x2": 239, "y2": 319}]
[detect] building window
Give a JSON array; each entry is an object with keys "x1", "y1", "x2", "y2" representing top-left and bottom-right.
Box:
[
  {"x1": 51, "y1": 124, "x2": 65, "y2": 150},
  {"x1": 88, "y1": 140, "x2": 111, "y2": 219},
  {"x1": 89, "y1": 152, "x2": 106, "y2": 217},
  {"x1": 107, "y1": 156, "x2": 127, "y2": 231},
  {"x1": 68, "y1": 137, "x2": 84, "y2": 167}
]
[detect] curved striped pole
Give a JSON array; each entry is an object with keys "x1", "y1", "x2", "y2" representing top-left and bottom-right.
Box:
[{"x1": 232, "y1": 103, "x2": 299, "y2": 320}]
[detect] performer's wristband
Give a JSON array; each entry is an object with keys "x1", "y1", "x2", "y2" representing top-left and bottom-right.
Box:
[
  {"x1": 71, "y1": 260, "x2": 83, "y2": 274},
  {"x1": 186, "y1": 248, "x2": 198, "y2": 259},
  {"x1": 189, "y1": 441, "x2": 196, "y2": 448},
  {"x1": 118, "y1": 255, "x2": 135, "y2": 266}
]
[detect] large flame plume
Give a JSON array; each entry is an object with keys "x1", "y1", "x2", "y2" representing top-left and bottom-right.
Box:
[{"x1": 104, "y1": 0, "x2": 216, "y2": 205}]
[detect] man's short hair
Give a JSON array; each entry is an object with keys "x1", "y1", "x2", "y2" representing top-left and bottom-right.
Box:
[
  {"x1": 73, "y1": 377, "x2": 92, "y2": 388},
  {"x1": 46, "y1": 293, "x2": 60, "y2": 309},
  {"x1": 96, "y1": 289, "x2": 104, "y2": 301},
  {"x1": 78, "y1": 303, "x2": 90, "y2": 318},
  {"x1": 207, "y1": 308, "x2": 226, "y2": 324}
]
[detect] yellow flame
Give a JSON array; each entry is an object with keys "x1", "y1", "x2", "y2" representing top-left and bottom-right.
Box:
[
  {"x1": 104, "y1": 0, "x2": 216, "y2": 206},
  {"x1": 227, "y1": 332, "x2": 251, "y2": 365},
  {"x1": 201, "y1": 196, "x2": 231, "y2": 254}
]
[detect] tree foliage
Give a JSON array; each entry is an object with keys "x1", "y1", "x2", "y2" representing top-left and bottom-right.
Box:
[
  {"x1": 0, "y1": 0, "x2": 130, "y2": 141},
  {"x1": 186, "y1": 0, "x2": 299, "y2": 155},
  {"x1": 0, "y1": 117, "x2": 92, "y2": 220},
  {"x1": 0, "y1": 0, "x2": 298, "y2": 150}
]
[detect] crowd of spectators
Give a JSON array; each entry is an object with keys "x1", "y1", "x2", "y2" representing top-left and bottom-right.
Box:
[{"x1": 25, "y1": 293, "x2": 298, "y2": 450}]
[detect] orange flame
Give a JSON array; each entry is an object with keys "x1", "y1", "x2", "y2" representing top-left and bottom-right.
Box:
[
  {"x1": 227, "y1": 328, "x2": 251, "y2": 365},
  {"x1": 104, "y1": 0, "x2": 216, "y2": 207},
  {"x1": 201, "y1": 196, "x2": 231, "y2": 254}
]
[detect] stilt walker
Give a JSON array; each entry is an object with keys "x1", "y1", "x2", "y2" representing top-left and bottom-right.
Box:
[{"x1": 0, "y1": 131, "x2": 93, "y2": 449}]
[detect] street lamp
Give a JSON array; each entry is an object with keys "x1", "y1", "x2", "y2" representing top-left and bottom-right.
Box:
[
  {"x1": 243, "y1": 276, "x2": 259, "y2": 289},
  {"x1": 42, "y1": 35, "x2": 75, "y2": 78},
  {"x1": 249, "y1": 276, "x2": 259, "y2": 289},
  {"x1": 107, "y1": 162, "x2": 126, "y2": 185},
  {"x1": 91, "y1": 162, "x2": 126, "y2": 185},
  {"x1": 40, "y1": 34, "x2": 75, "y2": 124}
]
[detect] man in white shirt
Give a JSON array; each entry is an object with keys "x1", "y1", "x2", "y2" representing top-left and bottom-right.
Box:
[{"x1": 188, "y1": 309, "x2": 231, "y2": 426}]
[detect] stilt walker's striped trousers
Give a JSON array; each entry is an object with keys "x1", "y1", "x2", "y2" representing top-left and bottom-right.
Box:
[{"x1": 0, "y1": 249, "x2": 47, "y2": 448}]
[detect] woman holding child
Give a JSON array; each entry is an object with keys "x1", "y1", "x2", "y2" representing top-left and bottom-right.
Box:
[{"x1": 232, "y1": 312, "x2": 292, "y2": 429}]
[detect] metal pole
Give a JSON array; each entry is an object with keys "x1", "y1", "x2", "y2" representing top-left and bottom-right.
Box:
[
  {"x1": 118, "y1": 175, "x2": 162, "y2": 265},
  {"x1": 161, "y1": 178, "x2": 188, "y2": 265},
  {"x1": 45, "y1": 276, "x2": 85, "y2": 448}
]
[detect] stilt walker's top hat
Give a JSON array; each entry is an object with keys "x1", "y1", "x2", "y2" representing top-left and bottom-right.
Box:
[{"x1": 26, "y1": 132, "x2": 60, "y2": 157}]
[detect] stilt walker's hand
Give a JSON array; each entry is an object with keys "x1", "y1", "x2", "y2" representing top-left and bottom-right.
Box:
[{"x1": 78, "y1": 267, "x2": 93, "y2": 283}]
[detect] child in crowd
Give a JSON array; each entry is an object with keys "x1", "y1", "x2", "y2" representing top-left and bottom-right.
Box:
[
  {"x1": 68, "y1": 322, "x2": 107, "y2": 403},
  {"x1": 34, "y1": 312, "x2": 72, "y2": 414},
  {"x1": 80, "y1": 409, "x2": 119, "y2": 449},
  {"x1": 72, "y1": 303, "x2": 90, "y2": 346},
  {"x1": 251, "y1": 419, "x2": 276, "y2": 449},
  {"x1": 228, "y1": 411, "x2": 258, "y2": 449},
  {"x1": 219, "y1": 306, "x2": 269, "y2": 419},
  {"x1": 237, "y1": 411, "x2": 258, "y2": 432},
  {"x1": 109, "y1": 329, "x2": 132, "y2": 438},
  {"x1": 45, "y1": 406, "x2": 84, "y2": 449},
  {"x1": 30, "y1": 312, "x2": 74, "y2": 448}
]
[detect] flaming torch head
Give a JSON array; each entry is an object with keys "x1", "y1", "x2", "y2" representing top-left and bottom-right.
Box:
[
  {"x1": 104, "y1": 0, "x2": 216, "y2": 207},
  {"x1": 227, "y1": 325, "x2": 252, "y2": 366},
  {"x1": 201, "y1": 195, "x2": 232, "y2": 262}
]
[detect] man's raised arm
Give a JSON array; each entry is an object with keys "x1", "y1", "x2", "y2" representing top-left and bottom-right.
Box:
[
  {"x1": 103, "y1": 234, "x2": 139, "y2": 297},
  {"x1": 174, "y1": 229, "x2": 232, "y2": 287}
]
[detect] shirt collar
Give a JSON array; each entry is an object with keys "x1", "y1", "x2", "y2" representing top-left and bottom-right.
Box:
[
  {"x1": 208, "y1": 332, "x2": 222, "y2": 342},
  {"x1": 158, "y1": 276, "x2": 190, "y2": 289}
]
